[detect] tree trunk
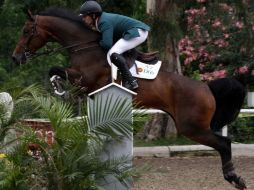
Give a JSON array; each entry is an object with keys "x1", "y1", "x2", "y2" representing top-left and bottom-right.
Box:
[{"x1": 139, "y1": 0, "x2": 181, "y2": 140}]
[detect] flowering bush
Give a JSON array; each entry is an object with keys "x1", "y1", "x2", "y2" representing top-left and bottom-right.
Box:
[{"x1": 179, "y1": 1, "x2": 254, "y2": 84}]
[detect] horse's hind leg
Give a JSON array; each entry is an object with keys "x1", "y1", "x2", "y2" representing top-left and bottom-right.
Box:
[
  {"x1": 214, "y1": 134, "x2": 246, "y2": 190},
  {"x1": 183, "y1": 128, "x2": 246, "y2": 189}
]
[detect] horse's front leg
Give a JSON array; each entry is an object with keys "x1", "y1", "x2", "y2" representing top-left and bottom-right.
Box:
[
  {"x1": 49, "y1": 66, "x2": 67, "y2": 96},
  {"x1": 49, "y1": 66, "x2": 87, "y2": 96}
]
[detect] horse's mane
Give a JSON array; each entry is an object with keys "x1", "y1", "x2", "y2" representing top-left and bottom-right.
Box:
[{"x1": 39, "y1": 7, "x2": 87, "y2": 29}]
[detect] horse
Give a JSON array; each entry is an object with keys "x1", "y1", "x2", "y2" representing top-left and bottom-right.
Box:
[{"x1": 12, "y1": 8, "x2": 247, "y2": 189}]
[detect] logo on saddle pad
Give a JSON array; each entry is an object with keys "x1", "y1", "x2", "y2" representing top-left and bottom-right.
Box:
[
  {"x1": 130, "y1": 60, "x2": 162, "y2": 79},
  {"x1": 112, "y1": 60, "x2": 162, "y2": 80}
]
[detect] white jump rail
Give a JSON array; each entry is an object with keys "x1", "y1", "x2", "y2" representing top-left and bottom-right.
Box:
[
  {"x1": 133, "y1": 109, "x2": 254, "y2": 137},
  {"x1": 133, "y1": 109, "x2": 254, "y2": 114},
  {"x1": 239, "y1": 109, "x2": 254, "y2": 114}
]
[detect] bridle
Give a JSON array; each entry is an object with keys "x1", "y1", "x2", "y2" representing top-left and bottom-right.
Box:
[
  {"x1": 19, "y1": 15, "x2": 98, "y2": 60},
  {"x1": 19, "y1": 15, "x2": 41, "y2": 59}
]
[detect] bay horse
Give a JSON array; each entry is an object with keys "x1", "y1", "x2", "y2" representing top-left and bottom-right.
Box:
[{"x1": 12, "y1": 8, "x2": 247, "y2": 189}]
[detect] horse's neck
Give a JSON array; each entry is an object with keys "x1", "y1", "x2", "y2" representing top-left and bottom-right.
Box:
[
  {"x1": 41, "y1": 16, "x2": 107, "y2": 67},
  {"x1": 41, "y1": 16, "x2": 98, "y2": 46}
]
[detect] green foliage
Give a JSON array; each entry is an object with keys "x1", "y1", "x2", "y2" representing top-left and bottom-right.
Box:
[
  {"x1": 179, "y1": 1, "x2": 254, "y2": 81},
  {"x1": 229, "y1": 116, "x2": 254, "y2": 143},
  {"x1": 100, "y1": 0, "x2": 146, "y2": 18},
  {"x1": 132, "y1": 112, "x2": 150, "y2": 135},
  {"x1": 0, "y1": 0, "x2": 84, "y2": 89},
  {"x1": 134, "y1": 135, "x2": 196, "y2": 147},
  {"x1": 149, "y1": 15, "x2": 182, "y2": 52},
  {"x1": 0, "y1": 85, "x2": 141, "y2": 189}
]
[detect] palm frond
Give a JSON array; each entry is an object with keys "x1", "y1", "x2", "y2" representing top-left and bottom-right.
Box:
[
  {"x1": 31, "y1": 95, "x2": 74, "y2": 129},
  {"x1": 88, "y1": 94, "x2": 133, "y2": 139}
]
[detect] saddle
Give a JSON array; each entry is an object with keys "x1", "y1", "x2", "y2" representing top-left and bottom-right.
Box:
[
  {"x1": 117, "y1": 49, "x2": 162, "y2": 80},
  {"x1": 136, "y1": 50, "x2": 159, "y2": 63},
  {"x1": 123, "y1": 49, "x2": 159, "y2": 68}
]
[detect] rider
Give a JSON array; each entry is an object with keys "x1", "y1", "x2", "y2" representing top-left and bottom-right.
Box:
[{"x1": 79, "y1": 0, "x2": 150, "y2": 90}]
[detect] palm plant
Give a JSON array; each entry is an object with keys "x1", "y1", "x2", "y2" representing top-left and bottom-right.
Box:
[{"x1": 0, "y1": 85, "x2": 141, "y2": 190}]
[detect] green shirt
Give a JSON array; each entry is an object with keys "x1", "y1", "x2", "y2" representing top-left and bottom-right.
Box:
[{"x1": 97, "y1": 12, "x2": 150, "y2": 50}]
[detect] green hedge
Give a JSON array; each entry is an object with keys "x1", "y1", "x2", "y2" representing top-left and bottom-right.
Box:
[{"x1": 229, "y1": 116, "x2": 254, "y2": 143}]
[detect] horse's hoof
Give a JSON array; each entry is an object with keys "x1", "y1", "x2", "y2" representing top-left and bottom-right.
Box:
[
  {"x1": 224, "y1": 173, "x2": 247, "y2": 190},
  {"x1": 50, "y1": 75, "x2": 66, "y2": 96},
  {"x1": 234, "y1": 176, "x2": 247, "y2": 190}
]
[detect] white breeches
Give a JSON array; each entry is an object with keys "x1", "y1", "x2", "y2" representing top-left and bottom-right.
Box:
[{"x1": 107, "y1": 29, "x2": 149, "y2": 66}]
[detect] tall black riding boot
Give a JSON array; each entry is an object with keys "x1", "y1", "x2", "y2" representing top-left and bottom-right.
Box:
[{"x1": 110, "y1": 53, "x2": 138, "y2": 90}]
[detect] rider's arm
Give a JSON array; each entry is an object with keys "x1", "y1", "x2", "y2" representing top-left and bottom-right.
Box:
[{"x1": 98, "y1": 22, "x2": 113, "y2": 50}]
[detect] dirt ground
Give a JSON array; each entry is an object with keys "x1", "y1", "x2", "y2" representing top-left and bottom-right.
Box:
[{"x1": 133, "y1": 156, "x2": 254, "y2": 190}]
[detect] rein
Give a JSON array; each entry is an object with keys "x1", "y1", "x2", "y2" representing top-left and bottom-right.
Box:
[
  {"x1": 23, "y1": 15, "x2": 99, "y2": 60},
  {"x1": 30, "y1": 40, "x2": 98, "y2": 59}
]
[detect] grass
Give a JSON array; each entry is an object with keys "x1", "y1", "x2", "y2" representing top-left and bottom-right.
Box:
[
  {"x1": 134, "y1": 136, "x2": 254, "y2": 147},
  {"x1": 134, "y1": 135, "x2": 197, "y2": 147}
]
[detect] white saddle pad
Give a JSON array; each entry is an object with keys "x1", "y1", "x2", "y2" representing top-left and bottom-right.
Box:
[
  {"x1": 111, "y1": 60, "x2": 162, "y2": 80},
  {"x1": 130, "y1": 60, "x2": 162, "y2": 79}
]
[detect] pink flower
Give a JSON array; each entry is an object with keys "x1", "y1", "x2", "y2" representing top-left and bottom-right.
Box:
[
  {"x1": 235, "y1": 21, "x2": 244, "y2": 29},
  {"x1": 213, "y1": 39, "x2": 229, "y2": 48},
  {"x1": 194, "y1": 24, "x2": 200, "y2": 30},
  {"x1": 212, "y1": 19, "x2": 222, "y2": 28},
  {"x1": 240, "y1": 47, "x2": 246, "y2": 53},
  {"x1": 199, "y1": 63, "x2": 205, "y2": 70},
  {"x1": 223, "y1": 33, "x2": 230, "y2": 39},
  {"x1": 219, "y1": 3, "x2": 233, "y2": 12},
  {"x1": 239, "y1": 65, "x2": 248, "y2": 74},
  {"x1": 196, "y1": 0, "x2": 206, "y2": 3},
  {"x1": 178, "y1": 36, "x2": 193, "y2": 51},
  {"x1": 187, "y1": 16, "x2": 194, "y2": 25},
  {"x1": 185, "y1": 7, "x2": 206, "y2": 16},
  {"x1": 200, "y1": 73, "x2": 213, "y2": 81},
  {"x1": 184, "y1": 57, "x2": 194, "y2": 65},
  {"x1": 213, "y1": 70, "x2": 227, "y2": 78},
  {"x1": 200, "y1": 70, "x2": 227, "y2": 81},
  {"x1": 204, "y1": 31, "x2": 210, "y2": 38}
]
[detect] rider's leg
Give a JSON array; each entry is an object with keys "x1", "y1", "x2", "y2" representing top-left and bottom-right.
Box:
[
  {"x1": 107, "y1": 29, "x2": 148, "y2": 89},
  {"x1": 110, "y1": 53, "x2": 138, "y2": 89}
]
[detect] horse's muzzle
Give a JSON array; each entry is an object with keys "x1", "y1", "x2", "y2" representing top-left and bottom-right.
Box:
[{"x1": 12, "y1": 53, "x2": 27, "y2": 65}]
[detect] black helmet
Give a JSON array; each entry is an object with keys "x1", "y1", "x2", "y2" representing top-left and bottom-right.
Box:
[{"x1": 79, "y1": 1, "x2": 102, "y2": 16}]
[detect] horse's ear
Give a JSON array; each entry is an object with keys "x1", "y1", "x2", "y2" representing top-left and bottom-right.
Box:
[{"x1": 26, "y1": 9, "x2": 34, "y2": 21}]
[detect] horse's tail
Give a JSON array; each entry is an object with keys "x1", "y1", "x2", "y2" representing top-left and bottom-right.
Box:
[{"x1": 208, "y1": 77, "x2": 246, "y2": 132}]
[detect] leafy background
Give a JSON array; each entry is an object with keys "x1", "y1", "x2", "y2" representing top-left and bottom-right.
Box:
[{"x1": 1, "y1": 0, "x2": 254, "y2": 141}]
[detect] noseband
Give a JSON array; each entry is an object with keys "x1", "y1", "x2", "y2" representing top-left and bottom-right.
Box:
[
  {"x1": 20, "y1": 15, "x2": 41, "y2": 59},
  {"x1": 19, "y1": 15, "x2": 98, "y2": 60}
]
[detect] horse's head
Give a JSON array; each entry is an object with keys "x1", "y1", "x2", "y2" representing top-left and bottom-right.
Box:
[{"x1": 12, "y1": 10, "x2": 49, "y2": 64}]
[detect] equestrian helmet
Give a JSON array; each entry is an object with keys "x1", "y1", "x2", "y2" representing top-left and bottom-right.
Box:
[{"x1": 79, "y1": 1, "x2": 102, "y2": 16}]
